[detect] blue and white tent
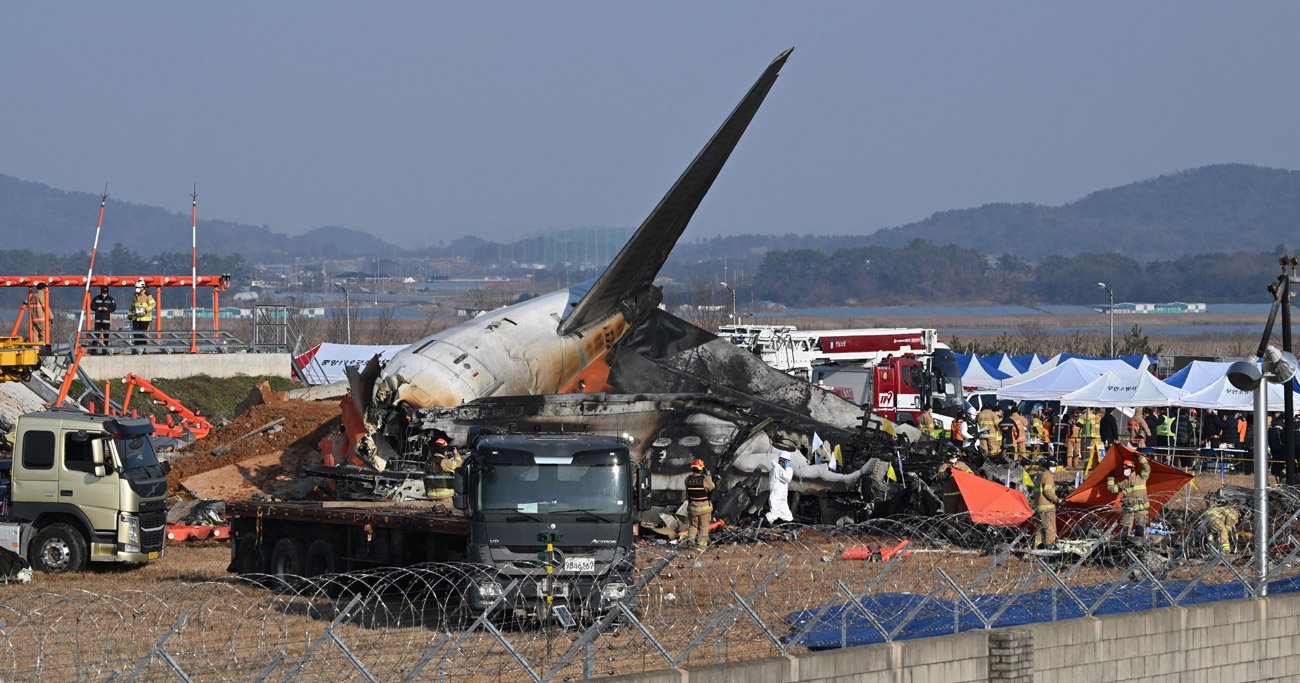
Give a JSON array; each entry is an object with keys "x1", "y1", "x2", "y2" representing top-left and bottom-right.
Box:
[
  {"x1": 1010, "y1": 354, "x2": 1046, "y2": 374},
  {"x1": 1178, "y1": 375, "x2": 1294, "y2": 411},
  {"x1": 1163, "y1": 361, "x2": 1240, "y2": 393},
  {"x1": 958, "y1": 353, "x2": 1012, "y2": 390},
  {"x1": 1118, "y1": 354, "x2": 1159, "y2": 369},
  {"x1": 998, "y1": 359, "x2": 1148, "y2": 401}
]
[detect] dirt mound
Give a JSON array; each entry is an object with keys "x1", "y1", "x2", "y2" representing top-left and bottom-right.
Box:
[{"x1": 167, "y1": 399, "x2": 341, "y2": 497}]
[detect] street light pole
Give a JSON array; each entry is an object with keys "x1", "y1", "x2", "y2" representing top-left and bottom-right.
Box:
[
  {"x1": 1098, "y1": 282, "x2": 1115, "y2": 356},
  {"x1": 719, "y1": 282, "x2": 737, "y2": 324},
  {"x1": 335, "y1": 283, "x2": 352, "y2": 344}
]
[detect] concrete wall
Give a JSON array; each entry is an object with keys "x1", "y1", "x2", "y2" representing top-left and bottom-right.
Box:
[
  {"x1": 78, "y1": 352, "x2": 291, "y2": 381},
  {"x1": 603, "y1": 591, "x2": 1300, "y2": 682}
]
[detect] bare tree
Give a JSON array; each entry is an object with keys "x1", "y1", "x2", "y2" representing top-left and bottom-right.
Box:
[{"x1": 363, "y1": 306, "x2": 398, "y2": 345}]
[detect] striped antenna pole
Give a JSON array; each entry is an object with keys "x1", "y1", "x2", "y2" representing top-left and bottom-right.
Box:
[
  {"x1": 72, "y1": 188, "x2": 108, "y2": 353},
  {"x1": 55, "y1": 187, "x2": 108, "y2": 406},
  {"x1": 189, "y1": 185, "x2": 198, "y2": 353}
]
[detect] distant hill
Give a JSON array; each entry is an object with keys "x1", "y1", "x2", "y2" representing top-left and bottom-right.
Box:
[
  {"x1": 5, "y1": 163, "x2": 1299, "y2": 265},
  {"x1": 864, "y1": 164, "x2": 1300, "y2": 260},
  {"x1": 0, "y1": 175, "x2": 402, "y2": 260}
]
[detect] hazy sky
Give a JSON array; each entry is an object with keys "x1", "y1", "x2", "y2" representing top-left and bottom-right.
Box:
[{"x1": 4, "y1": 3, "x2": 1300, "y2": 247}]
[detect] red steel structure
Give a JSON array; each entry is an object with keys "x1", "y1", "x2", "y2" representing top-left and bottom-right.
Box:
[{"x1": 3, "y1": 275, "x2": 232, "y2": 343}]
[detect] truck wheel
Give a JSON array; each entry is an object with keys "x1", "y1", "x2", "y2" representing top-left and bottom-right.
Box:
[
  {"x1": 304, "y1": 539, "x2": 342, "y2": 577},
  {"x1": 270, "y1": 537, "x2": 305, "y2": 577},
  {"x1": 29, "y1": 523, "x2": 88, "y2": 574},
  {"x1": 232, "y1": 536, "x2": 268, "y2": 575}
]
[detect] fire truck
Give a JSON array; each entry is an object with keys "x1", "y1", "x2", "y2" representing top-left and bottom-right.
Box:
[{"x1": 717, "y1": 325, "x2": 964, "y2": 427}]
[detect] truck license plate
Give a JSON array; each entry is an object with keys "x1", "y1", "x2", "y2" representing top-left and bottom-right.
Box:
[
  {"x1": 564, "y1": 556, "x2": 595, "y2": 573},
  {"x1": 148, "y1": 552, "x2": 160, "y2": 559}
]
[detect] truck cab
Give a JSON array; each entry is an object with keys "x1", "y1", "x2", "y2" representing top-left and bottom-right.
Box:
[
  {"x1": 455, "y1": 433, "x2": 649, "y2": 616},
  {"x1": 0, "y1": 409, "x2": 168, "y2": 573}
]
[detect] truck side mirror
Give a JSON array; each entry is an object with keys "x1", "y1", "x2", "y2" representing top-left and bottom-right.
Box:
[
  {"x1": 91, "y1": 440, "x2": 109, "y2": 477},
  {"x1": 452, "y1": 466, "x2": 467, "y2": 510},
  {"x1": 636, "y1": 466, "x2": 652, "y2": 511}
]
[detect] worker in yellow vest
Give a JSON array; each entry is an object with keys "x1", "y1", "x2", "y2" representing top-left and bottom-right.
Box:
[
  {"x1": 1081, "y1": 408, "x2": 1101, "y2": 465},
  {"x1": 127, "y1": 280, "x2": 156, "y2": 347}
]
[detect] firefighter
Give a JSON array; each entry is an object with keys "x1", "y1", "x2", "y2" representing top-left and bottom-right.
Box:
[
  {"x1": 938, "y1": 454, "x2": 973, "y2": 514},
  {"x1": 90, "y1": 285, "x2": 116, "y2": 353},
  {"x1": 1107, "y1": 456, "x2": 1152, "y2": 538},
  {"x1": 1011, "y1": 409, "x2": 1029, "y2": 457},
  {"x1": 916, "y1": 406, "x2": 939, "y2": 441},
  {"x1": 1065, "y1": 410, "x2": 1083, "y2": 469},
  {"x1": 1028, "y1": 410, "x2": 1049, "y2": 457},
  {"x1": 128, "y1": 280, "x2": 156, "y2": 347},
  {"x1": 1203, "y1": 506, "x2": 1240, "y2": 554},
  {"x1": 1032, "y1": 458, "x2": 1061, "y2": 549},
  {"x1": 998, "y1": 408, "x2": 1020, "y2": 460},
  {"x1": 423, "y1": 436, "x2": 462, "y2": 511},
  {"x1": 30, "y1": 283, "x2": 50, "y2": 348},
  {"x1": 977, "y1": 405, "x2": 998, "y2": 456},
  {"x1": 681, "y1": 458, "x2": 716, "y2": 551},
  {"x1": 1128, "y1": 409, "x2": 1152, "y2": 449}
]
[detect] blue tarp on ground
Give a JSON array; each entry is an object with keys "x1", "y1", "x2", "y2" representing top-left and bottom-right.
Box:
[{"x1": 784, "y1": 574, "x2": 1300, "y2": 650}]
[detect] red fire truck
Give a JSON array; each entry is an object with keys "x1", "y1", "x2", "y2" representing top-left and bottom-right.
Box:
[{"x1": 717, "y1": 325, "x2": 964, "y2": 427}]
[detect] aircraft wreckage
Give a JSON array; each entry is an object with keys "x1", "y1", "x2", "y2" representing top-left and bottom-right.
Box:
[{"x1": 338, "y1": 48, "x2": 1020, "y2": 524}]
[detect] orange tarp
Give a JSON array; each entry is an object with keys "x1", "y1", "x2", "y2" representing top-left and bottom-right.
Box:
[
  {"x1": 950, "y1": 469, "x2": 1033, "y2": 526},
  {"x1": 1063, "y1": 444, "x2": 1193, "y2": 520}
]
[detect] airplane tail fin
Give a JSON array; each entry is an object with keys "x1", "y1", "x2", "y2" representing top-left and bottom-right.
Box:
[{"x1": 558, "y1": 48, "x2": 793, "y2": 336}]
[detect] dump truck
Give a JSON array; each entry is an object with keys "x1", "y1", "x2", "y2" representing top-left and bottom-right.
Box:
[
  {"x1": 227, "y1": 433, "x2": 650, "y2": 616},
  {"x1": 0, "y1": 409, "x2": 169, "y2": 573}
]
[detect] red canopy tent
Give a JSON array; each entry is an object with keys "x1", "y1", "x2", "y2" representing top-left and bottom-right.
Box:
[
  {"x1": 950, "y1": 469, "x2": 1034, "y2": 527},
  {"x1": 1059, "y1": 443, "x2": 1194, "y2": 537}
]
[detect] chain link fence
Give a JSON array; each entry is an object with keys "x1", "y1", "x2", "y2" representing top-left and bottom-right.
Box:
[{"x1": 5, "y1": 488, "x2": 1300, "y2": 681}]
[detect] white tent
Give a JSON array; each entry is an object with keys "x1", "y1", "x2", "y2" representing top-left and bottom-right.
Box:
[
  {"x1": 1059, "y1": 369, "x2": 1189, "y2": 407},
  {"x1": 997, "y1": 359, "x2": 1147, "y2": 401},
  {"x1": 1162, "y1": 360, "x2": 1240, "y2": 394},
  {"x1": 991, "y1": 353, "x2": 1023, "y2": 379},
  {"x1": 1178, "y1": 375, "x2": 1293, "y2": 411},
  {"x1": 1013, "y1": 353, "x2": 1151, "y2": 383},
  {"x1": 960, "y1": 354, "x2": 1011, "y2": 390}
]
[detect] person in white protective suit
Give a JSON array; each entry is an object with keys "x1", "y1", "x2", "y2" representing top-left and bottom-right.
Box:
[{"x1": 764, "y1": 451, "x2": 795, "y2": 524}]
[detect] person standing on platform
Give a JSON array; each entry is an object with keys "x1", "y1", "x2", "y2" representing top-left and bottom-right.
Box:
[
  {"x1": 90, "y1": 285, "x2": 116, "y2": 354},
  {"x1": 127, "y1": 280, "x2": 156, "y2": 347}
]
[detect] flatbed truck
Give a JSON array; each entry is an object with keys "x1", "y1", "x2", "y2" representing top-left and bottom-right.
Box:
[{"x1": 227, "y1": 433, "x2": 650, "y2": 615}]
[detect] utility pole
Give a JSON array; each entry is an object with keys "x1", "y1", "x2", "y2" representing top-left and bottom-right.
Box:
[
  {"x1": 1282, "y1": 257, "x2": 1297, "y2": 485},
  {"x1": 1098, "y1": 282, "x2": 1115, "y2": 356},
  {"x1": 335, "y1": 283, "x2": 351, "y2": 344}
]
